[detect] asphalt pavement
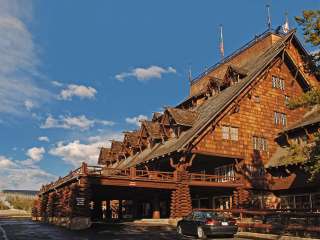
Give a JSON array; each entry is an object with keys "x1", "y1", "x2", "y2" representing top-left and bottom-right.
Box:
[{"x1": 0, "y1": 218, "x2": 247, "y2": 240}]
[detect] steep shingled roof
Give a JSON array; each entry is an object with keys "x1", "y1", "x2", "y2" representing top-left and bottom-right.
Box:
[
  {"x1": 166, "y1": 107, "x2": 198, "y2": 127},
  {"x1": 117, "y1": 30, "x2": 298, "y2": 169},
  {"x1": 98, "y1": 147, "x2": 114, "y2": 165},
  {"x1": 282, "y1": 108, "x2": 320, "y2": 133},
  {"x1": 123, "y1": 131, "x2": 140, "y2": 147},
  {"x1": 141, "y1": 121, "x2": 164, "y2": 140}
]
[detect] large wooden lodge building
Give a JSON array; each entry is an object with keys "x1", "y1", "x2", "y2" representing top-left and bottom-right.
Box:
[{"x1": 33, "y1": 28, "x2": 320, "y2": 228}]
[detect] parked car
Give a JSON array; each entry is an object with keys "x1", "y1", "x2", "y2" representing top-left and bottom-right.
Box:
[{"x1": 177, "y1": 210, "x2": 238, "y2": 239}]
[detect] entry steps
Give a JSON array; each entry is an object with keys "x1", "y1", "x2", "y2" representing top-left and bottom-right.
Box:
[{"x1": 133, "y1": 218, "x2": 180, "y2": 226}]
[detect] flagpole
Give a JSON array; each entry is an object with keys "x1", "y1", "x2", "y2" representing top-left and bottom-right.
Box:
[
  {"x1": 219, "y1": 24, "x2": 224, "y2": 59},
  {"x1": 266, "y1": 4, "x2": 271, "y2": 31}
]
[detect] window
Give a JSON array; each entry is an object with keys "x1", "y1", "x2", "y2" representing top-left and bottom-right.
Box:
[
  {"x1": 214, "y1": 164, "x2": 235, "y2": 182},
  {"x1": 272, "y1": 76, "x2": 285, "y2": 90},
  {"x1": 274, "y1": 112, "x2": 280, "y2": 125},
  {"x1": 230, "y1": 127, "x2": 239, "y2": 141},
  {"x1": 221, "y1": 126, "x2": 238, "y2": 141},
  {"x1": 281, "y1": 113, "x2": 287, "y2": 126},
  {"x1": 253, "y1": 136, "x2": 268, "y2": 151},
  {"x1": 253, "y1": 95, "x2": 260, "y2": 103},
  {"x1": 285, "y1": 95, "x2": 290, "y2": 105},
  {"x1": 274, "y1": 111, "x2": 287, "y2": 126},
  {"x1": 222, "y1": 126, "x2": 229, "y2": 140}
]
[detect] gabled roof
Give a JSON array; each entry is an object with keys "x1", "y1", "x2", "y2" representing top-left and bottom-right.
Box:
[
  {"x1": 141, "y1": 121, "x2": 163, "y2": 140},
  {"x1": 166, "y1": 107, "x2": 198, "y2": 127},
  {"x1": 117, "y1": 30, "x2": 310, "y2": 170},
  {"x1": 111, "y1": 140, "x2": 123, "y2": 153},
  {"x1": 282, "y1": 107, "x2": 320, "y2": 133},
  {"x1": 226, "y1": 65, "x2": 248, "y2": 78},
  {"x1": 123, "y1": 131, "x2": 140, "y2": 147},
  {"x1": 98, "y1": 147, "x2": 113, "y2": 165},
  {"x1": 152, "y1": 112, "x2": 163, "y2": 121},
  {"x1": 265, "y1": 146, "x2": 307, "y2": 168}
]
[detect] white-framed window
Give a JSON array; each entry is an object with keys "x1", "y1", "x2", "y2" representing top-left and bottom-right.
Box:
[
  {"x1": 222, "y1": 126, "x2": 230, "y2": 140},
  {"x1": 274, "y1": 111, "x2": 287, "y2": 126},
  {"x1": 253, "y1": 136, "x2": 268, "y2": 151},
  {"x1": 272, "y1": 75, "x2": 285, "y2": 90},
  {"x1": 230, "y1": 127, "x2": 239, "y2": 141},
  {"x1": 281, "y1": 113, "x2": 287, "y2": 126},
  {"x1": 221, "y1": 125, "x2": 239, "y2": 141},
  {"x1": 274, "y1": 112, "x2": 280, "y2": 125}
]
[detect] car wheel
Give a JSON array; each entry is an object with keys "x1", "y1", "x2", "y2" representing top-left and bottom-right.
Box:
[
  {"x1": 197, "y1": 226, "x2": 207, "y2": 239},
  {"x1": 177, "y1": 225, "x2": 183, "y2": 235}
]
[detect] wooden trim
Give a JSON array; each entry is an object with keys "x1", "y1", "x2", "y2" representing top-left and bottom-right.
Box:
[{"x1": 191, "y1": 149, "x2": 244, "y2": 160}]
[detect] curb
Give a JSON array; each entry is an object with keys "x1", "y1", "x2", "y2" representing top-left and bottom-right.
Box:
[{"x1": 236, "y1": 232, "x2": 320, "y2": 240}]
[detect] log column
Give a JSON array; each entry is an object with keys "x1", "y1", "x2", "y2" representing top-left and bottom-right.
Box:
[{"x1": 118, "y1": 200, "x2": 123, "y2": 219}]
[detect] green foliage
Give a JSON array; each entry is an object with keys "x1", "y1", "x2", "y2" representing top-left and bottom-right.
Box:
[
  {"x1": 295, "y1": 10, "x2": 320, "y2": 46},
  {"x1": 6, "y1": 195, "x2": 34, "y2": 212},
  {"x1": 287, "y1": 88, "x2": 320, "y2": 109},
  {"x1": 306, "y1": 133, "x2": 320, "y2": 180},
  {"x1": 295, "y1": 10, "x2": 320, "y2": 74}
]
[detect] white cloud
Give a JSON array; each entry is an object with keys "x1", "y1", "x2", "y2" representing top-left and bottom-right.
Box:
[
  {"x1": 0, "y1": 155, "x2": 55, "y2": 190},
  {"x1": 24, "y1": 99, "x2": 34, "y2": 111},
  {"x1": 0, "y1": 156, "x2": 17, "y2": 168},
  {"x1": 59, "y1": 84, "x2": 97, "y2": 100},
  {"x1": 26, "y1": 147, "x2": 45, "y2": 162},
  {"x1": 38, "y1": 136, "x2": 49, "y2": 142},
  {"x1": 125, "y1": 114, "x2": 148, "y2": 126},
  {"x1": 51, "y1": 80, "x2": 63, "y2": 87},
  {"x1": 40, "y1": 114, "x2": 114, "y2": 131},
  {"x1": 49, "y1": 132, "x2": 122, "y2": 167},
  {"x1": 115, "y1": 65, "x2": 176, "y2": 82},
  {"x1": 0, "y1": 0, "x2": 51, "y2": 115}
]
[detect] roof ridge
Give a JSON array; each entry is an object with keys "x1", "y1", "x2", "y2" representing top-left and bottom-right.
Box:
[{"x1": 190, "y1": 29, "x2": 293, "y2": 85}]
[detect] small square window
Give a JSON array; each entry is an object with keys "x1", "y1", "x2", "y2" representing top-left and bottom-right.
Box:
[
  {"x1": 230, "y1": 127, "x2": 238, "y2": 141},
  {"x1": 222, "y1": 126, "x2": 229, "y2": 140}
]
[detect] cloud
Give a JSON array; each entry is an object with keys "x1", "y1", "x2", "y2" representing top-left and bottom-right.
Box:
[
  {"x1": 26, "y1": 147, "x2": 45, "y2": 162},
  {"x1": 0, "y1": 0, "x2": 51, "y2": 115},
  {"x1": 51, "y1": 81, "x2": 63, "y2": 87},
  {"x1": 0, "y1": 156, "x2": 17, "y2": 168},
  {"x1": 0, "y1": 155, "x2": 55, "y2": 190},
  {"x1": 38, "y1": 136, "x2": 49, "y2": 142},
  {"x1": 24, "y1": 99, "x2": 34, "y2": 111},
  {"x1": 115, "y1": 65, "x2": 176, "y2": 82},
  {"x1": 49, "y1": 132, "x2": 122, "y2": 167},
  {"x1": 41, "y1": 114, "x2": 114, "y2": 131},
  {"x1": 125, "y1": 114, "x2": 148, "y2": 126},
  {"x1": 59, "y1": 84, "x2": 97, "y2": 100}
]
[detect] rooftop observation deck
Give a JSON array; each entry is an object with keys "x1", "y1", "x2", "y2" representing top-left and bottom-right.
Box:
[{"x1": 39, "y1": 163, "x2": 243, "y2": 195}]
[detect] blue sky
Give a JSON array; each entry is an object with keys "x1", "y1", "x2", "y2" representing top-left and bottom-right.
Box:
[{"x1": 0, "y1": 0, "x2": 319, "y2": 190}]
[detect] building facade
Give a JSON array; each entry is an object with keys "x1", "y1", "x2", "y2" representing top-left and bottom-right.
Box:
[{"x1": 33, "y1": 29, "x2": 320, "y2": 229}]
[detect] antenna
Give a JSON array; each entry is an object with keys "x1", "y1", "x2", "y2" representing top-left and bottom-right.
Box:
[
  {"x1": 266, "y1": 4, "x2": 271, "y2": 31},
  {"x1": 219, "y1": 24, "x2": 224, "y2": 59}
]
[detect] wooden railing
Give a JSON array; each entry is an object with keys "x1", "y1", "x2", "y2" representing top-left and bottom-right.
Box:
[
  {"x1": 189, "y1": 173, "x2": 238, "y2": 183},
  {"x1": 39, "y1": 164, "x2": 242, "y2": 194}
]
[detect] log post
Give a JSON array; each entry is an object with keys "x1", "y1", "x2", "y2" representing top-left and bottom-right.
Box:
[{"x1": 118, "y1": 200, "x2": 123, "y2": 219}]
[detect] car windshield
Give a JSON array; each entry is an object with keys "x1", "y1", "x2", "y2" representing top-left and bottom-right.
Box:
[{"x1": 193, "y1": 211, "x2": 219, "y2": 219}]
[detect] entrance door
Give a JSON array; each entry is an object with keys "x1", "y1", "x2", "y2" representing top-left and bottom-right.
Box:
[
  {"x1": 192, "y1": 198, "x2": 209, "y2": 209},
  {"x1": 213, "y1": 196, "x2": 231, "y2": 210}
]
